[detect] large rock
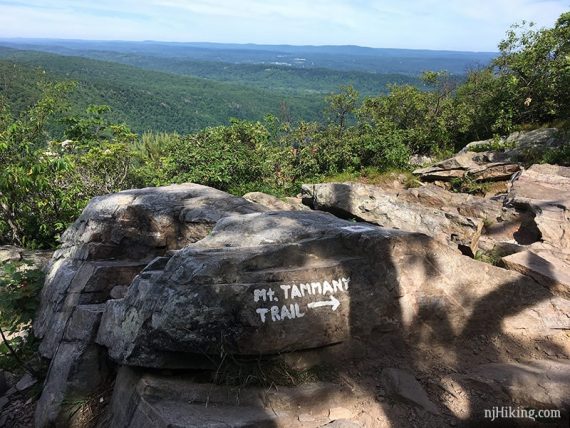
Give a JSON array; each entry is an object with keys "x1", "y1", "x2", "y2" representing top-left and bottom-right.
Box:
[
  {"x1": 461, "y1": 128, "x2": 565, "y2": 161},
  {"x1": 0, "y1": 245, "x2": 54, "y2": 270},
  {"x1": 105, "y1": 367, "x2": 363, "y2": 428},
  {"x1": 413, "y1": 151, "x2": 521, "y2": 182},
  {"x1": 35, "y1": 304, "x2": 110, "y2": 428},
  {"x1": 33, "y1": 184, "x2": 267, "y2": 428},
  {"x1": 35, "y1": 183, "x2": 267, "y2": 358},
  {"x1": 507, "y1": 164, "x2": 570, "y2": 250},
  {"x1": 502, "y1": 249, "x2": 570, "y2": 298},
  {"x1": 390, "y1": 183, "x2": 506, "y2": 221},
  {"x1": 243, "y1": 191, "x2": 310, "y2": 211},
  {"x1": 501, "y1": 164, "x2": 570, "y2": 295},
  {"x1": 0, "y1": 246, "x2": 22, "y2": 264},
  {"x1": 417, "y1": 128, "x2": 567, "y2": 184},
  {"x1": 98, "y1": 210, "x2": 569, "y2": 369},
  {"x1": 301, "y1": 182, "x2": 484, "y2": 255}
]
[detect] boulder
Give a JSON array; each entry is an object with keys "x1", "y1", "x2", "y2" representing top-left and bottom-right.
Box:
[
  {"x1": 396, "y1": 184, "x2": 506, "y2": 221},
  {"x1": 33, "y1": 184, "x2": 267, "y2": 427},
  {"x1": 413, "y1": 151, "x2": 520, "y2": 182},
  {"x1": 301, "y1": 182, "x2": 484, "y2": 255},
  {"x1": 461, "y1": 128, "x2": 565, "y2": 162},
  {"x1": 507, "y1": 164, "x2": 570, "y2": 250},
  {"x1": 0, "y1": 245, "x2": 53, "y2": 270},
  {"x1": 501, "y1": 164, "x2": 570, "y2": 294},
  {"x1": 35, "y1": 304, "x2": 109, "y2": 428},
  {"x1": 35, "y1": 183, "x2": 267, "y2": 358},
  {"x1": 0, "y1": 246, "x2": 22, "y2": 264},
  {"x1": 98, "y1": 210, "x2": 569, "y2": 368},
  {"x1": 243, "y1": 191, "x2": 310, "y2": 211}
]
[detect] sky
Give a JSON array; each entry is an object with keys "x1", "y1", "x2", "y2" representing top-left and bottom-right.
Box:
[{"x1": 0, "y1": 0, "x2": 568, "y2": 51}]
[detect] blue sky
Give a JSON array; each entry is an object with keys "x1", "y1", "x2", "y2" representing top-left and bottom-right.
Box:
[{"x1": 0, "y1": 0, "x2": 568, "y2": 51}]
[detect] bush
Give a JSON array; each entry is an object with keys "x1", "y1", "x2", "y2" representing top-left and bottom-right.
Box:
[
  {"x1": 159, "y1": 120, "x2": 272, "y2": 194},
  {"x1": 0, "y1": 260, "x2": 45, "y2": 372}
]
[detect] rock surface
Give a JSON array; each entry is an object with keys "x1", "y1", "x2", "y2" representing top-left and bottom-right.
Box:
[
  {"x1": 33, "y1": 184, "x2": 267, "y2": 427},
  {"x1": 244, "y1": 191, "x2": 310, "y2": 211},
  {"x1": 381, "y1": 368, "x2": 439, "y2": 414},
  {"x1": 30, "y1": 175, "x2": 570, "y2": 428},
  {"x1": 413, "y1": 151, "x2": 521, "y2": 182},
  {"x1": 105, "y1": 367, "x2": 362, "y2": 428},
  {"x1": 461, "y1": 128, "x2": 565, "y2": 161},
  {"x1": 98, "y1": 210, "x2": 569, "y2": 368},
  {"x1": 35, "y1": 304, "x2": 109, "y2": 428},
  {"x1": 301, "y1": 182, "x2": 484, "y2": 254},
  {"x1": 35, "y1": 183, "x2": 267, "y2": 358},
  {"x1": 503, "y1": 249, "x2": 570, "y2": 298},
  {"x1": 463, "y1": 359, "x2": 570, "y2": 409},
  {"x1": 501, "y1": 164, "x2": 570, "y2": 297},
  {"x1": 507, "y1": 163, "x2": 570, "y2": 249}
]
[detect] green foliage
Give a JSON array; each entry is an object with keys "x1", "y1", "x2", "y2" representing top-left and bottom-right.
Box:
[
  {"x1": 468, "y1": 136, "x2": 516, "y2": 153},
  {"x1": 0, "y1": 82, "x2": 82, "y2": 248},
  {"x1": 450, "y1": 176, "x2": 490, "y2": 195},
  {"x1": 0, "y1": 51, "x2": 324, "y2": 133},
  {"x1": 0, "y1": 261, "x2": 45, "y2": 335},
  {"x1": 493, "y1": 13, "x2": 570, "y2": 125},
  {"x1": 159, "y1": 120, "x2": 272, "y2": 193},
  {"x1": 0, "y1": 259, "x2": 45, "y2": 373},
  {"x1": 358, "y1": 72, "x2": 469, "y2": 155},
  {"x1": 540, "y1": 145, "x2": 570, "y2": 166},
  {"x1": 0, "y1": 81, "x2": 141, "y2": 248},
  {"x1": 474, "y1": 249, "x2": 503, "y2": 266}
]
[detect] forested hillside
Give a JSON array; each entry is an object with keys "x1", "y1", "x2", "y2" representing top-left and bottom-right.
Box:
[
  {"x1": 22, "y1": 52, "x2": 423, "y2": 97},
  {"x1": 0, "y1": 48, "x2": 325, "y2": 132},
  {"x1": 0, "y1": 39, "x2": 496, "y2": 74}
]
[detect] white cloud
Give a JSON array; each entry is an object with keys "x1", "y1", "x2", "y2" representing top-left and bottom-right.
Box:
[{"x1": 0, "y1": 0, "x2": 567, "y2": 50}]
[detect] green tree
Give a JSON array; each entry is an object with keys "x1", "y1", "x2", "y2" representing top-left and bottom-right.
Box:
[
  {"x1": 0, "y1": 82, "x2": 79, "y2": 248},
  {"x1": 325, "y1": 85, "x2": 359, "y2": 137},
  {"x1": 493, "y1": 12, "x2": 570, "y2": 125}
]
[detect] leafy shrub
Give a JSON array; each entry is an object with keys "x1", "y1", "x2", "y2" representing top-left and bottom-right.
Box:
[
  {"x1": 0, "y1": 261, "x2": 44, "y2": 335},
  {"x1": 0, "y1": 260, "x2": 45, "y2": 372},
  {"x1": 159, "y1": 120, "x2": 272, "y2": 193}
]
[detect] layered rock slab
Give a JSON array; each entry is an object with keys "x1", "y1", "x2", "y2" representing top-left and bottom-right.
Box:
[
  {"x1": 301, "y1": 182, "x2": 485, "y2": 254},
  {"x1": 415, "y1": 128, "x2": 567, "y2": 183},
  {"x1": 413, "y1": 151, "x2": 520, "y2": 182},
  {"x1": 98, "y1": 210, "x2": 569, "y2": 369},
  {"x1": 501, "y1": 164, "x2": 570, "y2": 296},
  {"x1": 507, "y1": 163, "x2": 570, "y2": 250},
  {"x1": 106, "y1": 367, "x2": 363, "y2": 428},
  {"x1": 503, "y1": 249, "x2": 570, "y2": 298}
]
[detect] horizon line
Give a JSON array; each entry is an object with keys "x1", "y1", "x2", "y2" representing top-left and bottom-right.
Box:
[{"x1": 0, "y1": 36, "x2": 499, "y2": 55}]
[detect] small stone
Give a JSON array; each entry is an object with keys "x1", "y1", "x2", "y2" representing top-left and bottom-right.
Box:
[
  {"x1": 15, "y1": 374, "x2": 36, "y2": 392},
  {"x1": 298, "y1": 413, "x2": 315, "y2": 422},
  {"x1": 325, "y1": 420, "x2": 362, "y2": 428},
  {"x1": 110, "y1": 285, "x2": 129, "y2": 299},
  {"x1": 329, "y1": 407, "x2": 353, "y2": 420}
]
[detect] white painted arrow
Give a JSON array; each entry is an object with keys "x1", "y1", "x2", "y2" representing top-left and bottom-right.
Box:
[{"x1": 307, "y1": 295, "x2": 340, "y2": 311}]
